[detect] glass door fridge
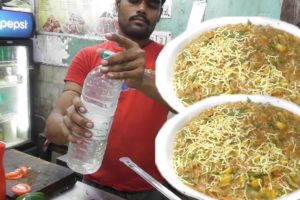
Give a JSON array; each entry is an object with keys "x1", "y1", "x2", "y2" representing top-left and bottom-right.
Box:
[
  {"x1": 0, "y1": 40, "x2": 33, "y2": 149},
  {"x1": 0, "y1": 9, "x2": 34, "y2": 150}
]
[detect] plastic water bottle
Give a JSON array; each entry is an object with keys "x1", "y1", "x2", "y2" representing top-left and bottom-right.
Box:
[{"x1": 66, "y1": 51, "x2": 122, "y2": 174}]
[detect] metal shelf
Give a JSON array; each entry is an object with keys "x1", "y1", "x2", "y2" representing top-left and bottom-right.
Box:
[
  {"x1": 0, "y1": 113, "x2": 17, "y2": 124},
  {"x1": 4, "y1": 138, "x2": 27, "y2": 149},
  {"x1": 0, "y1": 82, "x2": 19, "y2": 89},
  {"x1": 0, "y1": 61, "x2": 17, "y2": 68}
]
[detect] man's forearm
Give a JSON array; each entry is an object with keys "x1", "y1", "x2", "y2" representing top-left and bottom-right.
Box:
[
  {"x1": 44, "y1": 84, "x2": 82, "y2": 145},
  {"x1": 138, "y1": 71, "x2": 177, "y2": 113}
]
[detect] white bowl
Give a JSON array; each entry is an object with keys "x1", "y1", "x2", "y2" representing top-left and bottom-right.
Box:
[
  {"x1": 155, "y1": 94, "x2": 300, "y2": 200},
  {"x1": 155, "y1": 16, "x2": 300, "y2": 113}
]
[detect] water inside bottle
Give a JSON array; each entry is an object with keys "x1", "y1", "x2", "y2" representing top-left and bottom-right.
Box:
[
  {"x1": 67, "y1": 139, "x2": 107, "y2": 174},
  {"x1": 67, "y1": 99, "x2": 116, "y2": 174},
  {"x1": 82, "y1": 71, "x2": 121, "y2": 109}
]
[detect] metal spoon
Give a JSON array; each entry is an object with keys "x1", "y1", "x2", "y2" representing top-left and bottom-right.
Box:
[{"x1": 119, "y1": 157, "x2": 182, "y2": 200}]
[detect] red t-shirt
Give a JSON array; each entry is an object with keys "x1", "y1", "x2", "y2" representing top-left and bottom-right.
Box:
[{"x1": 65, "y1": 40, "x2": 169, "y2": 192}]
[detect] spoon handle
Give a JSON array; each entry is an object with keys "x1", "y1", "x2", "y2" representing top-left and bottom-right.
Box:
[{"x1": 119, "y1": 157, "x2": 182, "y2": 200}]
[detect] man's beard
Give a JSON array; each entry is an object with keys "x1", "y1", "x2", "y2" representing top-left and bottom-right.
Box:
[{"x1": 118, "y1": 21, "x2": 155, "y2": 40}]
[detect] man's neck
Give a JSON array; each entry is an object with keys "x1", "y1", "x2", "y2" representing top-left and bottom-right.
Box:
[
  {"x1": 136, "y1": 39, "x2": 152, "y2": 48},
  {"x1": 126, "y1": 36, "x2": 152, "y2": 48}
]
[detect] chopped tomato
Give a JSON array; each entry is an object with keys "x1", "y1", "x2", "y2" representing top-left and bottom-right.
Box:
[
  {"x1": 6, "y1": 173, "x2": 23, "y2": 180},
  {"x1": 19, "y1": 166, "x2": 29, "y2": 177},
  {"x1": 272, "y1": 168, "x2": 282, "y2": 177},
  {"x1": 5, "y1": 168, "x2": 22, "y2": 180},
  {"x1": 11, "y1": 183, "x2": 31, "y2": 196},
  {"x1": 5, "y1": 166, "x2": 30, "y2": 180}
]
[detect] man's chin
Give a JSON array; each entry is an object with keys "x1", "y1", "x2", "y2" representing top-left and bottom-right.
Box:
[
  {"x1": 124, "y1": 29, "x2": 151, "y2": 40},
  {"x1": 119, "y1": 23, "x2": 154, "y2": 40},
  {"x1": 129, "y1": 33, "x2": 150, "y2": 40}
]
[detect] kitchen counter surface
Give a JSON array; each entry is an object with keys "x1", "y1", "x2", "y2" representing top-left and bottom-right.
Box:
[
  {"x1": 4, "y1": 149, "x2": 124, "y2": 200},
  {"x1": 50, "y1": 181, "x2": 125, "y2": 200}
]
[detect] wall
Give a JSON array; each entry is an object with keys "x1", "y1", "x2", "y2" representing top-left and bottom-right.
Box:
[
  {"x1": 34, "y1": 0, "x2": 282, "y2": 118},
  {"x1": 156, "y1": 0, "x2": 281, "y2": 37},
  {"x1": 204, "y1": 0, "x2": 280, "y2": 20},
  {"x1": 33, "y1": 64, "x2": 67, "y2": 117}
]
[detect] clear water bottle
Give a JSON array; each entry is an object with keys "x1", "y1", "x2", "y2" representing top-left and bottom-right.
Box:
[{"x1": 66, "y1": 51, "x2": 122, "y2": 174}]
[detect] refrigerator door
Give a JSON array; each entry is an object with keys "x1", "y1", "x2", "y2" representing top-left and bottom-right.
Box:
[{"x1": 0, "y1": 43, "x2": 31, "y2": 148}]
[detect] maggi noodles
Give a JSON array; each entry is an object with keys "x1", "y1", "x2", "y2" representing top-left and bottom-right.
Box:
[
  {"x1": 173, "y1": 23, "x2": 300, "y2": 106},
  {"x1": 173, "y1": 101, "x2": 300, "y2": 200}
]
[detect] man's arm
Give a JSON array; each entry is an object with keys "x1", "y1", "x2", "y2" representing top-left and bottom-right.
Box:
[
  {"x1": 45, "y1": 81, "x2": 89, "y2": 145},
  {"x1": 99, "y1": 33, "x2": 176, "y2": 113},
  {"x1": 137, "y1": 71, "x2": 177, "y2": 113}
]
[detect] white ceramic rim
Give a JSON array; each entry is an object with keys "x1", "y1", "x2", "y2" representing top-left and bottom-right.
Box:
[
  {"x1": 155, "y1": 94, "x2": 300, "y2": 200},
  {"x1": 155, "y1": 16, "x2": 300, "y2": 113}
]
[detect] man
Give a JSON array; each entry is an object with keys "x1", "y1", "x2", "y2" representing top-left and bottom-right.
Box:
[{"x1": 45, "y1": 0, "x2": 185, "y2": 199}]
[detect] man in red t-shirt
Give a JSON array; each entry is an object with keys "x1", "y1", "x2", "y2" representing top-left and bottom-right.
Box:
[{"x1": 45, "y1": 0, "x2": 186, "y2": 199}]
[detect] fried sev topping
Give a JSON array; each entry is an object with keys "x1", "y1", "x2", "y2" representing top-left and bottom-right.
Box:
[
  {"x1": 173, "y1": 102, "x2": 300, "y2": 200},
  {"x1": 173, "y1": 24, "x2": 300, "y2": 106}
]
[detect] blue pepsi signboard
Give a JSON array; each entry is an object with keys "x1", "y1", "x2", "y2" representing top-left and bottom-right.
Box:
[{"x1": 0, "y1": 10, "x2": 34, "y2": 39}]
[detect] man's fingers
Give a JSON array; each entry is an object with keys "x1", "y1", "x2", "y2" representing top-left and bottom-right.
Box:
[
  {"x1": 60, "y1": 120, "x2": 78, "y2": 143},
  {"x1": 72, "y1": 96, "x2": 86, "y2": 113},
  {"x1": 62, "y1": 116, "x2": 88, "y2": 143},
  {"x1": 69, "y1": 108, "x2": 90, "y2": 128},
  {"x1": 105, "y1": 33, "x2": 139, "y2": 49},
  {"x1": 121, "y1": 47, "x2": 145, "y2": 63},
  {"x1": 61, "y1": 120, "x2": 71, "y2": 139},
  {"x1": 106, "y1": 57, "x2": 144, "y2": 72},
  {"x1": 100, "y1": 57, "x2": 145, "y2": 81}
]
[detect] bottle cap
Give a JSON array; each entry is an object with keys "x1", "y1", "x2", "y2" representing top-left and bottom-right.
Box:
[
  {"x1": 102, "y1": 51, "x2": 114, "y2": 60},
  {"x1": 122, "y1": 82, "x2": 129, "y2": 91}
]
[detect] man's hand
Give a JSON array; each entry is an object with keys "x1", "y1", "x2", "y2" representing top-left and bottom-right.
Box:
[
  {"x1": 61, "y1": 96, "x2": 93, "y2": 144},
  {"x1": 96, "y1": 33, "x2": 145, "y2": 89}
]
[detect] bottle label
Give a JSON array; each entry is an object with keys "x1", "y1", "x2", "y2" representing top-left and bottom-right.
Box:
[
  {"x1": 90, "y1": 114, "x2": 113, "y2": 140},
  {"x1": 81, "y1": 99, "x2": 114, "y2": 141}
]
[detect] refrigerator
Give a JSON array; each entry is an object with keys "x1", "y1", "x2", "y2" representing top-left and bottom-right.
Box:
[{"x1": 0, "y1": 10, "x2": 35, "y2": 152}]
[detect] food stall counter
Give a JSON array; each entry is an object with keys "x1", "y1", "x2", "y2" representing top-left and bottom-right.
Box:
[
  {"x1": 4, "y1": 149, "x2": 125, "y2": 200},
  {"x1": 50, "y1": 181, "x2": 125, "y2": 200}
]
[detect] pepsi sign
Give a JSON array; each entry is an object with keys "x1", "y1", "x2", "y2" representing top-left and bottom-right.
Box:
[{"x1": 0, "y1": 10, "x2": 34, "y2": 38}]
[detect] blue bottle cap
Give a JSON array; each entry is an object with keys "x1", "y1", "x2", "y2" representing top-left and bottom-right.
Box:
[{"x1": 122, "y1": 82, "x2": 129, "y2": 91}]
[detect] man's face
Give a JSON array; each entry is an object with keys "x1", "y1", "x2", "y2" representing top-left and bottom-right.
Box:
[{"x1": 116, "y1": 0, "x2": 163, "y2": 40}]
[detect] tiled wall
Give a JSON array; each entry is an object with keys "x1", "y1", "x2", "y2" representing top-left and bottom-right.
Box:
[{"x1": 33, "y1": 64, "x2": 67, "y2": 119}]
